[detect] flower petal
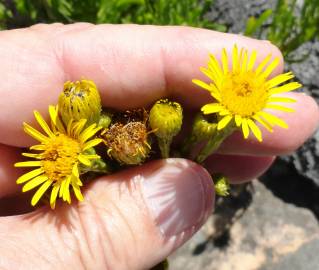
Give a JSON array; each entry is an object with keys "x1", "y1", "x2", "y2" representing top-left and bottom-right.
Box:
[
  {"x1": 16, "y1": 168, "x2": 44, "y2": 184},
  {"x1": 22, "y1": 175, "x2": 48, "y2": 192},
  {"x1": 201, "y1": 103, "x2": 223, "y2": 114},
  {"x1": 31, "y1": 180, "x2": 53, "y2": 206},
  {"x1": 247, "y1": 119, "x2": 262, "y2": 142},
  {"x1": 258, "y1": 111, "x2": 288, "y2": 129},
  {"x1": 34, "y1": 111, "x2": 55, "y2": 138},
  {"x1": 217, "y1": 115, "x2": 233, "y2": 130},
  {"x1": 241, "y1": 118, "x2": 250, "y2": 139}
]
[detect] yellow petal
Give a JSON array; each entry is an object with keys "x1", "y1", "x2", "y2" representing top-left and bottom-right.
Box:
[
  {"x1": 247, "y1": 50, "x2": 257, "y2": 71},
  {"x1": 217, "y1": 115, "x2": 233, "y2": 130},
  {"x1": 269, "y1": 82, "x2": 302, "y2": 94},
  {"x1": 80, "y1": 124, "x2": 101, "y2": 143},
  {"x1": 255, "y1": 54, "x2": 271, "y2": 75},
  {"x1": 201, "y1": 103, "x2": 223, "y2": 114},
  {"x1": 192, "y1": 79, "x2": 212, "y2": 92},
  {"x1": 267, "y1": 72, "x2": 294, "y2": 88},
  {"x1": 235, "y1": 115, "x2": 242, "y2": 127},
  {"x1": 73, "y1": 119, "x2": 87, "y2": 137},
  {"x1": 30, "y1": 144, "x2": 46, "y2": 151},
  {"x1": 268, "y1": 96, "x2": 296, "y2": 103},
  {"x1": 72, "y1": 183, "x2": 84, "y2": 202},
  {"x1": 34, "y1": 111, "x2": 55, "y2": 138},
  {"x1": 200, "y1": 67, "x2": 220, "y2": 83},
  {"x1": 50, "y1": 184, "x2": 60, "y2": 209},
  {"x1": 17, "y1": 168, "x2": 44, "y2": 184},
  {"x1": 15, "y1": 161, "x2": 42, "y2": 167},
  {"x1": 208, "y1": 54, "x2": 223, "y2": 79},
  {"x1": 232, "y1": 45, "x2": 239, "y2": 73},
  {"x1": 265, "y1": 104, "x2": 295, "y2": 112},
  {"x1": 31, "y1": 180, "x2": 53, "y2": 206},
  {"x1": 258, "y1": 111, "x2": 288, "y2": 129},
  {"x1": 63, "y1": 177, "x2": 71, "y2": 204},
  {"x1": 22, "y1": 175, "x2": 48, "y2": 192},
  {"x1": 22, "y1": 153, "x2": 43, "y2": 159},
  {"x1": 260, "y1": 57, "x2": 280, "y2": 78},
  {"x1": 247, "y1": 119, "x2": 262, "y2": 142},
  {"x1": 222, "y1": 48, "x2": 228, "y2": 74},
  {"x1": 253, "y1": 115, "x2": 273, "y2": 132},
  {"x1": 78, "y1": 154, "x2": 91, "y2": 166},
  {"x1": 83, "y1": 138, "x2": 103, "y2": 151},
  {"x1": 49, "y1": 105, "x2": 66, "y2": 133},
  {"x1": 23, "y1": 123, "x2": 48, "y2": 143},
  {"x1": 72, "y1": 164, "x2": 80, "y2": 178},
  {"x1": 241, "y1": 118, "x2": 250, "y2": 139},
  {"x1": 241, "y1": 50, "x2": 248, "y2": 72}
]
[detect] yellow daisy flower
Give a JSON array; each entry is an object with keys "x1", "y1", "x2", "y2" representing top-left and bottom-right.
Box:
[
  {"x1": 192, "y1": 45, "x2": 302, "y2": 142},
  {"x1": 15, "y1": 105, "x2": 102, "y2": 209}
]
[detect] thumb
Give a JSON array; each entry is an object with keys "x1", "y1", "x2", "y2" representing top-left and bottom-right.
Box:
[{"x1": 1, "y1": 159, "x2": 214, "y2": 270}]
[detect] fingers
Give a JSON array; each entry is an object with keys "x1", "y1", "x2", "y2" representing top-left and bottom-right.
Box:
[
  {"x1": 204, "y1": 154, "x2": 275, "y2": 183},
  {"x1": 0, "y1": 159, "x2": 213, "y2": 269},
  {"x1": 0, "y1": 24, "x2": 317, "y2": 157},
  {"x1": 0, "y1": 144, "x2": 23, "y2": 197},
  {"x1": 0, "y1": 24, "x2": 282, "y2": 146}
]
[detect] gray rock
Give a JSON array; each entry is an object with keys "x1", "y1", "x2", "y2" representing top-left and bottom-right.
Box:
[{"x1": 169, "y1": 180, "x2": 319, "y2": 270}]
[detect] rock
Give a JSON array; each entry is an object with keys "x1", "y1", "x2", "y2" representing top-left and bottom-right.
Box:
[{"x1": 169, "y1": 180, "x2": 319, "y2": 270}]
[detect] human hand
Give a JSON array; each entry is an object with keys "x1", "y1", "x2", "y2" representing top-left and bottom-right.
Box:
[{"x1": 0, "y1": 24, "x2": 318, "y2": 269}]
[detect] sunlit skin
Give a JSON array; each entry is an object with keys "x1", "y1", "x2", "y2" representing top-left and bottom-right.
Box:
[{"x1": 0, "y1": 24, "x2": 318, "y2": 269}]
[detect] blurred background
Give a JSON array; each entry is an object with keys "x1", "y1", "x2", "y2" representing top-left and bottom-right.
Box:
[{"x1": 1, "y1": 0, "x2": 318, "y2": 269}]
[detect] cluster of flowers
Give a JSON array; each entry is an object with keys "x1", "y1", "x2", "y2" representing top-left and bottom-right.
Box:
[{"x1": 15, "y1": 45, "x2": 301, "y2": 209}]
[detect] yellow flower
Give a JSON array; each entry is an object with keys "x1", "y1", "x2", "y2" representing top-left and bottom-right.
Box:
[
  {"x1": 15, "y1": 106, "x2": 102, "y2": 209},
  {"x1": 192, "y1": 45, "x2": 302, "y2": 142}
]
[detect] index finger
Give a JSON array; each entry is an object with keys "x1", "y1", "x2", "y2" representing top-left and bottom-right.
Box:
[{"x1": 0, "y1": 24, "x2": 317, "y2": 155}]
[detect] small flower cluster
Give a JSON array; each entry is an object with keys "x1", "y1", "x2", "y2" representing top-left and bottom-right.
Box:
[{"x1": 15, "y1": 45, "x2": 301, "y2": 209}]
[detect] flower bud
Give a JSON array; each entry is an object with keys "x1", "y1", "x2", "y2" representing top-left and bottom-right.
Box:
[
  {"x1": 213, "y1": 174, "x2": 230, "y2": 196},
  {"x1": 103, "y1": 122, "x2": 150, "y2": 165},
  {"x1": 58, "y1": 80, "x2": 102, "y2": 125},
  {"x1": 191, "y1": 113, "x2": 217, "y2": 142},
  {"x1": 149, "y1": 99, "x2": 183, "y2": 158}
]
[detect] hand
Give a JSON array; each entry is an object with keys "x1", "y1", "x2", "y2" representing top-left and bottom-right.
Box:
[{"x1": 0, "y1": 24, "x2": 318, "y2": 269}]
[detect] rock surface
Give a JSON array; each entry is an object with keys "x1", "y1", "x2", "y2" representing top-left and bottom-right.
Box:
[{"x1": 169, "y1": 180, "x2": 319, "y2": 270}]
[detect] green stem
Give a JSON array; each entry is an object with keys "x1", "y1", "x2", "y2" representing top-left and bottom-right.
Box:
[
  {"x1": 158, "y1": 137, "x2": 172, "y2": 158},
  {"x1": 196, "y1": 126, "x2": 236, "y2": 164}
]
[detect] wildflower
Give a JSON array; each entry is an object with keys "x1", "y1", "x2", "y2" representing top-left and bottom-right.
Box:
[
  {"x1": 58, "y1": 79, "x2": 102, "y2": 126},
  {"x1": 149, "y1": 99, "x2": 183, "y2": 158},
  {"x1": 15, "y1": 106, "x2": 102, "y2": 209},
  {"x1": 193, "y1": 45, "x2": 301, "y2": 142}
]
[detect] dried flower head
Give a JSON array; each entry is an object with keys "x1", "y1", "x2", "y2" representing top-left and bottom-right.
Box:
[
  {"x1": 103, "y1": 121, "x2": 151, "y2": 165},
  {"x1": 15, "y1": 106, "x2": 102, "y2": 209},
  {"x1": 193, "y1": 45, "x2": 301, "y2": 142},
  {"x1": 59, "y1": 79, "x2": 102, "y2": 126}
]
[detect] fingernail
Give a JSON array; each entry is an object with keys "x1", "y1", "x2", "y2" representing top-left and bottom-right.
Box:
[{"x1": 142, "y1": 158, "x2": 214, "y2": 238}]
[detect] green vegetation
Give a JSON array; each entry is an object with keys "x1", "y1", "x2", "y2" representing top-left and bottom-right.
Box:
[
  {"x1": 245, "y1": 0, "x2": 319, "y2": 61},
  {"x1": 0, "y1": 0, "x2": 225, "y2": 31}
]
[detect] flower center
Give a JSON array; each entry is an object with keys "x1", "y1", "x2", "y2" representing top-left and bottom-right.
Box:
[
  {"x1": 220, "y1": 72, "x2": 268, "y2": 117},
  {"x1": 42, "y1": 134, "x2": 81, "y2": 182}
]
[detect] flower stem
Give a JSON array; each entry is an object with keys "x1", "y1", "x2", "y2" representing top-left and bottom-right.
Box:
[{"x1": 196, "y1": 126, "x2": 236, "y2": 164}]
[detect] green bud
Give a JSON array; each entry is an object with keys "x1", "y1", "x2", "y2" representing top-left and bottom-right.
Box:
[
  {"x1": 192, "y1": 113, "x2": 217, "y2": 142},
  {"x1": 98, "y1": 111, "x2": 113, "y2": 129},
  {"x1": 58, "y1": 80, "x2": 102, "y2": 126},
  {"x1": 213, "y1": 174, "x2": 230, "y2": 196},
  {"x1": 149, "y1": 99, "x2": 183, "y2": 158}
]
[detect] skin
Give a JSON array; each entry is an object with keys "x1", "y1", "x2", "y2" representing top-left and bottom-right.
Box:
[{"x1": 0, "y1": 24, "x2": 318, "y2": 269}]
